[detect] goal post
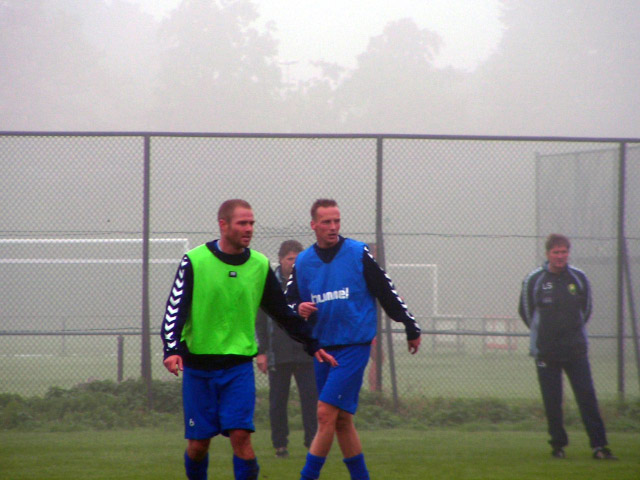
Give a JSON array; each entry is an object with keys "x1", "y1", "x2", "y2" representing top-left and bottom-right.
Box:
[
  {"x1": 387, "y1": 263, "x2": 464, "y2": 350},
  {"x1": 1, "y1": 237, "x2": 190, "y2": 356},
  {"x1": 388, "y1": 263, "x2": 440, "y2": 315}
]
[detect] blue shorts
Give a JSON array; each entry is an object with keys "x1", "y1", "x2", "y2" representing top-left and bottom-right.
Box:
[
  {"x1": 182, "y1": 362, "x2": 255, "y2": 440},
  {"x1": 314, "y1": 344, "x2": 370, "y2": 415}
]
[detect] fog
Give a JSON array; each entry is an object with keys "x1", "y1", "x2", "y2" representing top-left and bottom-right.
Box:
[{"x1": 1, "y1": 0, "x2": 639, "y2": 137}]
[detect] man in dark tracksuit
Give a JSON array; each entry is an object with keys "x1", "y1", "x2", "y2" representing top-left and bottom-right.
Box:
[
  {"x1": 256, "y1": 240, "x2": 318, "y2": 458},
  {"x1": 519, "y1": 233, "x2": 616, "y2": 460}
]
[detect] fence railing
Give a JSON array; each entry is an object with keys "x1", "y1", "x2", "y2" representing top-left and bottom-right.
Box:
[{"x1": 1, "y1": 132, "x2": 639, "y2": 403}]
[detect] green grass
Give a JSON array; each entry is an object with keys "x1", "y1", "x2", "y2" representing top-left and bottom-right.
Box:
[{"x1": 1, "y1": 427, "x2": 638, "y2": 480}]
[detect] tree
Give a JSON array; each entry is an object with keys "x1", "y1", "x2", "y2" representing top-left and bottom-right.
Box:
[
  {"x1": 153, "y1": 0, "x2": 286, "y2": 131},
  {"x1": 0, "y1": 1, "x2": 106, "y2": 130},
  {"x1": 331, "y1": 18, "x2": 468, "y2": 134},
  {"x1": 471, "y1": 0, "x2": 640, "y2": 137},
  {"x1": 0, "y1": 0, "x2": 163, "y2": 131}
]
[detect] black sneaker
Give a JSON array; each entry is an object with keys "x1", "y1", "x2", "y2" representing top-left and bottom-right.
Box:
[
  {"x1": 551, "y1": 448, "x2": 566, "y2": 459},
  {"x1": 593, "y1": 447, "x2": 617, "y2": 460},
  {"x1": 275, "y1": 447, "x2": 289, "y2": 459}
]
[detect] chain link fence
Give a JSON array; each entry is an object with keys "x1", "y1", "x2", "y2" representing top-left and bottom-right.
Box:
[{"x1": 1, "y1": 133, "x2": 638, "y2": 402}]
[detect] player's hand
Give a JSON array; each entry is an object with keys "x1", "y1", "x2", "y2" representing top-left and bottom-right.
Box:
[
  {"x1": 314, "y1": 348, "x2": 338, "y2": 367},
  {"x1": 298, "y1": 302, "x2": 318, "y2": 319},
  {"x1": 256, "y1": 354, "x2": 268, "y2": 374},
  {"x1": 407, "y1": 337, "x2": 421, "y2": 354},
  {"x1": 163, "y1": 355, "x2": 183, "y2": 376}
]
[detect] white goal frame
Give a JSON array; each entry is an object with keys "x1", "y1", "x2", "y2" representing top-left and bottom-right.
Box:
[
  {"x1": 388, "y1": 263, "x2": 463, "y2": 346},
  {"x1": 0, "y1": 238, "x2": 190, "y2": 264},
  {"x1": 388, "y1": 263, "x2": 462, "y2": 318}
]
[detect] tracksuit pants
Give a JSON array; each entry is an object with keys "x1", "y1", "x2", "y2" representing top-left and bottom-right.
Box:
[
  {"x1": 268, "y1": 361, "x2": 318, "y2": 449},
  {"x1": 536, "y1": 355, "x2": 608, "y2": 448}
]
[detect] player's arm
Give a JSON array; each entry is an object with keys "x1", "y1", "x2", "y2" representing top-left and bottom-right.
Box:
[
  {"x1": 362, "y1": 248, "x2": 421, "y2": 341},
  {"x1": 161, "y1": 255, "x2": 192, "y2": 375},
  {"x1": 254, "y1": 309, "x2": 269, "y2": 373},
  {"x1": 255, "y1": 308, "x2": 269, "y2": 355},
  {"x1": 284, "y1": 265, "x2": 302, "y2": 313},
  {"x1": 518, "y1": 281, "x2": 529, "y2": 327},
  {"x1": 518, "y1": 272, "x2": 538, "y2": 328},
  {"x1": 285, "y1": 265, "x2": 318, "y2": 318},
  {"x1": 582, "y1": 272, "x2": 593, "y2": 323},
  {"x1": 261, "y1": 268, "x2": 318, "y2": 349}
]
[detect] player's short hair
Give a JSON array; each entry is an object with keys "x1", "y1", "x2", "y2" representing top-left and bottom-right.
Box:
[
  {"x1": 310, "y1": 198, "x2": 338, "y2": 220},
  {"x1": 545, "y1": 233, "x2": 571, "y2": 251},
  {"x1": 278, "y1": 239, "x2": 304, "y2": 259},
  {"x1": 218, "y1": 199, "x2": 252, "y2": 222}
]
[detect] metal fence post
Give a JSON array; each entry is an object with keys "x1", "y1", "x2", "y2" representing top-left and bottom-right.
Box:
[
  {"x1": 375, "y1": 136, "x2": 399, "y2": 410},
  {"x1": 141, "y1": 135, "x2": 153, "y2": 409},
  {"x1": 117, "y1": 335, "x2": 124, "y2": 383},
  {"x1": 623, "y1": 241, "x2": 640, "y2": 393},
  {"x1": 616, "y1": 142, "x2": 626, "y2": 398}
]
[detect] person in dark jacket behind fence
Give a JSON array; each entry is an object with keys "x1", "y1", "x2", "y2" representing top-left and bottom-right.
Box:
[
  {"x1": 256, "y1": 239, "x2": 318, "y2": 459},
  {"x1": 519, "y1": 233, "x2": 616, "y2": 461}
]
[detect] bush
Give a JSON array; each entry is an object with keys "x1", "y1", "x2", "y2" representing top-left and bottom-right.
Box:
[
  {"x1": 0, "y1": 395, "x2": 35, "y2": 429},
  {"x1": 1, "y1": 379, "x2": 638, "y2": 433},
  {"x1": 0, "y1": 378, "x2": 183, "y2": 431}
]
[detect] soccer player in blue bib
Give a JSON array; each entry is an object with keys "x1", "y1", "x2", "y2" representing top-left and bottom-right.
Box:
[
  {"x1": 161, "y1": 199, "x2": 336, "y2": 480},
  {"x1": 287, "y1": 199, "x2": 422, "y2": 480}
]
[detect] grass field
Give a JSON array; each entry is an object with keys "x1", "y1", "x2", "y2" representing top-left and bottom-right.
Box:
[{"x1": 1, "y1": 427, "x2": 638, "y2": 479}]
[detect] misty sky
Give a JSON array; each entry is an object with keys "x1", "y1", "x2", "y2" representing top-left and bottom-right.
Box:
[
  {"x1": 1, "y1": 0, "x2": 639, "y2": 136},
  {"x1": 132, "y1": 0, "x2": 505, "y2": 80}
]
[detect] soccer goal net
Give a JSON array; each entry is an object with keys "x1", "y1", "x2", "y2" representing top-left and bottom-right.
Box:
[{"x1": 1, "y1": 238, "x2": 189, "y2": 333}]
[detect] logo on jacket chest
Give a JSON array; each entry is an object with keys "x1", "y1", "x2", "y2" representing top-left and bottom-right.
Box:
[
  {"x1": 311, "y1": 287, "x2": 350, "y2": 304},
  {"x1": 541, "y1": 281, "x2": 554, "y2": 304}
]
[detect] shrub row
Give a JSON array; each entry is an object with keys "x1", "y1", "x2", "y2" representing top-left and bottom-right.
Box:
[
  {"x1": 0, "y1": 379, "x2": 182, "y2": 431},
  {"x1": 1, "y1": 379, "x2": 638, "y2": 432}
]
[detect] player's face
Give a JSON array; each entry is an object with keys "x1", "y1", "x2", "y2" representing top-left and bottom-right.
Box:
[
  {"x1": 219, "y1": 207, "x2": 255, "y2": 254},
  {"x1": 311, "y1": 206, "x2": 341, "y2": 248},
  {"x1": 546, "y1": 245, "x2": 569, "y2": 273},
  {"x1": 279, "y1": 250, "x2": 299, "y2": 279}
]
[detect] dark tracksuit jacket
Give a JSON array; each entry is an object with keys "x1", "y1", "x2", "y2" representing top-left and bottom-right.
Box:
[{"x1": 518, "y1": 261, "x2": 591, "y2": 361}]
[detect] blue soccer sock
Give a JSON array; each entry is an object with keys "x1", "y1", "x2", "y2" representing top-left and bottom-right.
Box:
[
  {"x1": 233, "y1": 455, "x2": 260, "y2": 480},
  {"x1": 300, "y1": 452, "x2": 326, "y2": 480},
  {"x1": 184, "y1": 451, "x2": 209, "y2": 480},
  {"x1": 343, "y1": 453, "x2": 370, "y2": 480}
]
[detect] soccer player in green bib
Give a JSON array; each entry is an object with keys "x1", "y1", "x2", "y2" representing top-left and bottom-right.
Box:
[{"x1": 161, "y1": 199, "x2": 337, "y2": 480}]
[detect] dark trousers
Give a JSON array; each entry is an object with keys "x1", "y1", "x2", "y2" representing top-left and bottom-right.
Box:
[
  {"x1": 536, "y1": 356, "x2": 607, "y2": 449},
  {"x1": 268, "y1": 361, "x2": 318, "y2": 449}
]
